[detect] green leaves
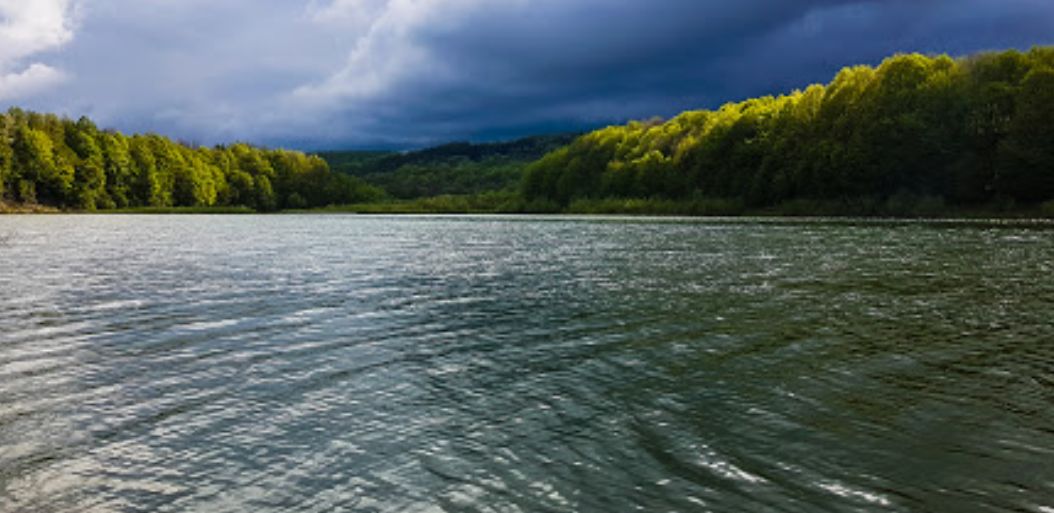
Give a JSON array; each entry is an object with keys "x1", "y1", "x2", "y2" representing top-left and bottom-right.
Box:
[
  {"x1": 522, "y1": 46, "x2": 1054, "y2": 212},
  {"x1": 0, "y1": 108, "x2": 376, "y2": 211},
  {"x1": 995, "y1": 67, "x2": 1054, "y2": 201}
]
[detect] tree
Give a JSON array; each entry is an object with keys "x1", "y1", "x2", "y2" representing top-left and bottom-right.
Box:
[
  {"x1": 13, "y1": 127, "x2": 73, "y2": 205},
  {"x1": 100, "y1": 132, "x2": 134, "y2": 208},
  {"x1": 129, "y1": 136, "x2": 162, "y2": 206},
  {"x1": 0, "y1": 113, "x2": 12, "y2": 200},
  {"x1": 517, "y1": 48, "x2": 1054, "y2": 213},
  {"x1": 67, "y1": 118, "x2": 108, "y2": 210},
  {"x1": 996, "y1": 67, "x2": 1054, "y2": 201}
]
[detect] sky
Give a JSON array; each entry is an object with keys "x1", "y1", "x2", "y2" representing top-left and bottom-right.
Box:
[{"x1": 1, "y1": 0, "x2": 1053, "y2": 150}]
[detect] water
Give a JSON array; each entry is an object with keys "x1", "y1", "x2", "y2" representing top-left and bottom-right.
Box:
[{"x1": 1, "y1": 215, "x2": 1053, "y2": 513}]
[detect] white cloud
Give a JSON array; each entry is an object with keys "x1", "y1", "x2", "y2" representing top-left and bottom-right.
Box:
[
  {"x1": 308, "y1": 0, "x2": 392, "y2": 29},
  {"x1": 296, "y1": 0, "x2": 490, "y2": 102},
  {"x1": 0, "y1": 0, "x2": 76, "y2": 100},
  {"x1": 0, "y1": 63, "x2": 66, "y2": 102}
]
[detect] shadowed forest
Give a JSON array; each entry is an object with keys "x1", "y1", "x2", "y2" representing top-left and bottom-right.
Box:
[
  {"x1": 3, "y1": 47, "x2": 1054, "y2": 216},
  {"x1": 319, "y1": 134, "x2": 576, "y2": 199}
]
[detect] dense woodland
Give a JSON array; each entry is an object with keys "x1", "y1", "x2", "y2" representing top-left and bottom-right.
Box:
[
  {"x1": 4, "y1": 47, "x2": 1054, "y2": 215},
  {"x1": 0, "y1": 109, "x2": 382, "y2": 211},
  {"x1": 319, "y1": 134, "x2": 577, "y2": 199},
  {"x1": 524, "y1": 47, "x2": 1054, "y2": 214}
]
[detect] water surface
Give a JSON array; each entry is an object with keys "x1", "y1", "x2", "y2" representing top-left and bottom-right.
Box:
[{"x1": 1, "y1": 215, "x2": 1053, "y2": 512}]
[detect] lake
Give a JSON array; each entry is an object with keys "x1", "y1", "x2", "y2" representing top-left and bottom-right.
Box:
[{"x1": 1, "y1": 215, "x2": 1052, "y2": 513}]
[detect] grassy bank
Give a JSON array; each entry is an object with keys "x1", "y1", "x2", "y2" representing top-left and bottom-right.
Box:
[
  {"x1": 8, "y1": 196, "x2": 1054, "y2": 219},
  {"x1": 526, "y1": 195, "x2": 1054, "y2": 219},
  {"x1": 0, "y1": 201, "x2": 61, "y2": 214},
  {"x1": 302, "y1": 191, "x2": 524, "y2": 214},
  {"x1": 93, "y1": 206, "x2": 259, "y2": 214}
]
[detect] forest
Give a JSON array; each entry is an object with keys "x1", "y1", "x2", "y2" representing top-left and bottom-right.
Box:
[
  {"x1": 3, "y1": 47, "x2": 1054, "y2": 216},
  {"x1": 0, "y1": 108, "x2": 382, "y2": 211},
  {"x1": 523, "y1": 47, "x2": 1054, "y2": 215},
  {"x1": 318, "y1": 134, "x2": 577, "y2": 199}
]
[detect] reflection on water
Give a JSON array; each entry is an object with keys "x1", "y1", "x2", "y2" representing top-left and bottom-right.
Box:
[{"x1": 1, "y1": 215, "x2": 1053, "y2": 512}]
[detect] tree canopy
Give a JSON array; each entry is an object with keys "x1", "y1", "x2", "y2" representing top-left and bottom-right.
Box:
[
  {"x1": 522, "y1": 47, "x2": 1054, "y2": 212},
  {"x1": 319, "y1": 134, "x2": 578, "y2": 199},
  {"x1": 5, "y1": 47, "x2": 1053, "y2": 215},
  {"x1": 0, "y1": 109, "x2": 382, "y2": 211}
]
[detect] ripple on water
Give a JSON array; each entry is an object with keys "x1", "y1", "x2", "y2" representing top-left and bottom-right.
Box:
[{"x1": 1, "y1": 215, "x2": 1053, "y2": 513}]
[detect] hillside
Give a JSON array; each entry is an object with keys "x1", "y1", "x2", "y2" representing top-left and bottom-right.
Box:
[
  {"x1": 6, "y1": 47, "x2": 1054, "y2": 216},
  {"x1": 319, "y1": 134, "x2": 578, "y2": 199},
  {"x1": 523, "y1": 47, "x2": 1054, "y2": 216}
]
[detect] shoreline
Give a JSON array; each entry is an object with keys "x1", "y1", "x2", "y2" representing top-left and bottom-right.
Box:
[
  {"x1": 0, "y1": 203, "x2": 61, "y2": 214},
  {"x1": 4, "y1": 204, "x2": 1054, "y2": 225}
]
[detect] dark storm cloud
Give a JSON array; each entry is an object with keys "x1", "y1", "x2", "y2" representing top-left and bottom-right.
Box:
[{"x1": 4, "y1": 0, "x2": 1053, "y2": 148}]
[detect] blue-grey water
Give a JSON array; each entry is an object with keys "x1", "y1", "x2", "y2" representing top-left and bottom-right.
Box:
[{"x1": 1, "y1": 215, "x2": 1053, "y2": 513}]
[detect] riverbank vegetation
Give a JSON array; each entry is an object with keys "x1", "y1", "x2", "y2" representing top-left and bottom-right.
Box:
[
  {"x1": 318, "y1": 134, "x2": 577, "y2": 199},
  {"x1": 0, "y1": 200, "x2": 60, "y2": 214},
  {"x1": 302, "y1": 192, "x2": 520, "y2": 214},
  {"x1": 3, "y1": 47, "x2": 1053, "y2": 217},
  {"x1": 0, "y1": 108, "x2": 383, "y2": 212},
  {"x1": 522, "y1": 47, "x2": 1054, "y2": 216}
]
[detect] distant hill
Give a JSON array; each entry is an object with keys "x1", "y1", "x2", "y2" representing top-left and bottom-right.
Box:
[
  {"x1": 318, "y1": 133, "x2": 579, "y2": 198},
  {"x1": 314, "y1": 151, "x2": 392, "y2": 177}
]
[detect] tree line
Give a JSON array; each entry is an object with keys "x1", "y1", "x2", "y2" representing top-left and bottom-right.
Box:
[
  {"x1": 5, "y1": 47, "x2": 1053, "y2": 215},
  {"x1": 522, "y1": 47, "x2": 1054, "y2": 212},
  {"x1": 0, "y1": 108, "x2": 382, "y2": 211},
  {"x1": 319, "y1": 134, "x2": 577, "y2": 199}
]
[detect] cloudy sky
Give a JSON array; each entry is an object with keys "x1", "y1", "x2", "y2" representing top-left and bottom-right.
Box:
[{"x1": 1, "y1": 0, "x2": 1052, "y2": 149}]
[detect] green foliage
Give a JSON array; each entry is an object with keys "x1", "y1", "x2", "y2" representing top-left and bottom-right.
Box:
[
  {"x1": 317, "y1": 190, "x2": 522, "y2": 214},
  {"x1": 12, "y1": 126, "x2": 72, "y2": 204},
  {"x1": 316, "y1": 151, "x2": 391, "y2": 176},
  {"x1": 0, "y1": 109, "x2": 382, "y2": 211},
  {"x1": 567, "y1": 197, "x2": 745, "y2": 216},
  {"x1": 97, "y1": 205, "x2": 257, "y2": 214},
  {"x1": 319, "y1": 134, "x2": 579, "y2": 199},
  {"x1": 1042, "y1": 200, "x2": 1054, "y2": 218},
  {"x1": 523, "y1": 47, "x2": 1054, "y2": 214},
  {"x1": 995, "y1": 67, "x2": 1054, "y2": 201}
]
